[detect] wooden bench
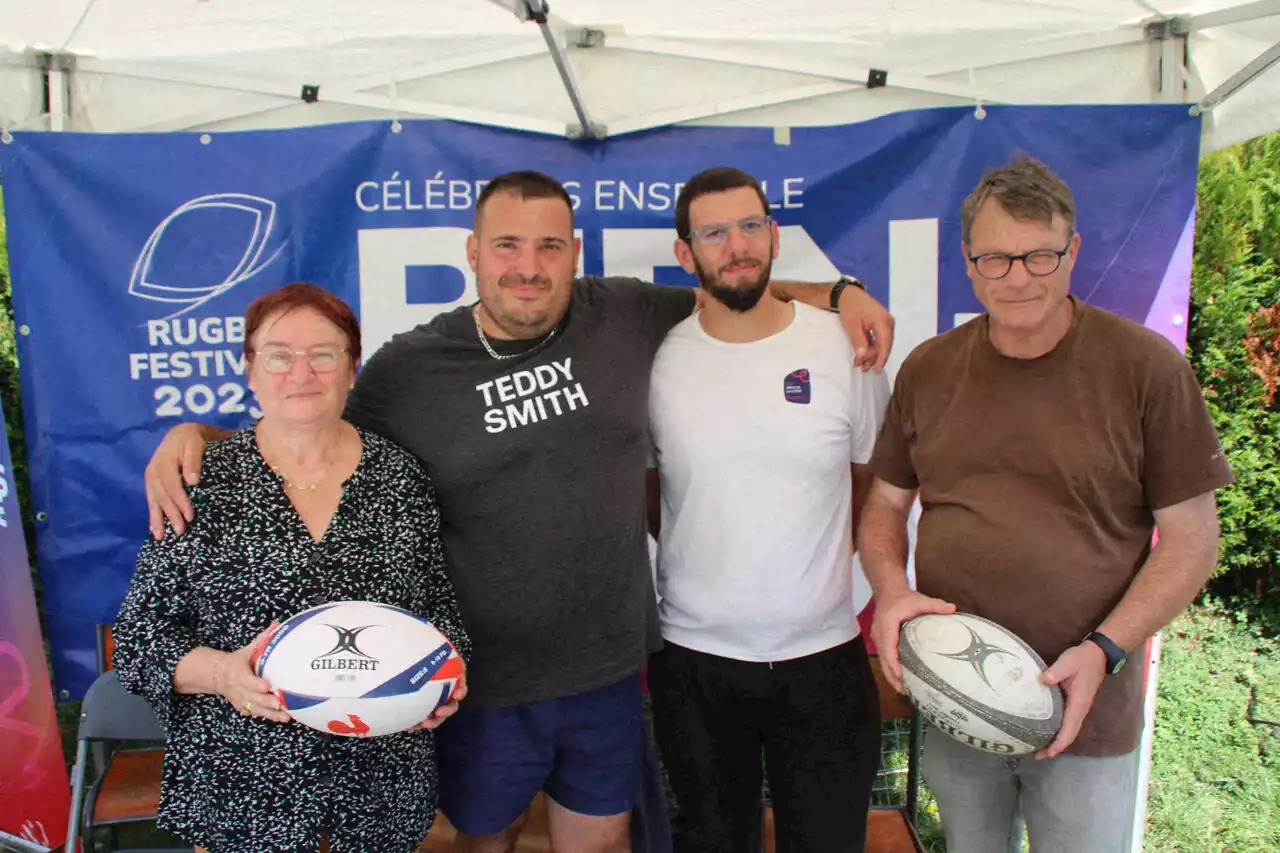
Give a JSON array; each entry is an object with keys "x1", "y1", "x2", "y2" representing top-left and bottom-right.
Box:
[{"x1": 421, "y1": 790, "x2": 922, "y2": 853}]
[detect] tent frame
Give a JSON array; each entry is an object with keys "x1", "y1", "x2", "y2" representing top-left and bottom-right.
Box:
[{"x1": 10, "y1": 1, "x2": 1278, "y2": 148}]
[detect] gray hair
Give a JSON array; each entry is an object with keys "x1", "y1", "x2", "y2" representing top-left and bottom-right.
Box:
[{"x1": 960, "y1": 156, "x2": 1076, "y2": 244}]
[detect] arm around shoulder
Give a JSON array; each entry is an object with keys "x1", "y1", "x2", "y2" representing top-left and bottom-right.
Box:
[
  {"x1": 773, "y1": 277, "x2": 895, "y2": 371},
  {"x1": 145, "y1": 421, "x2": 229, "y2": 539}
]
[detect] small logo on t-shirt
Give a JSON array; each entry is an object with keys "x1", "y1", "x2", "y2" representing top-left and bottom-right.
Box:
[{"x1": 784, "y1": 369, "x2": 811, "y2": 404}]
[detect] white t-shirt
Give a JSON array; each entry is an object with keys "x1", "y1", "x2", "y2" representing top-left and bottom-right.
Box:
[{"x1": 649, "y1": 302, "x2": 890, "y2": 662}]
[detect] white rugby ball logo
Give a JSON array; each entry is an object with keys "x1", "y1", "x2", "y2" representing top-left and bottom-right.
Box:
[
  {"x1": 128, "y1": 193, "x2": 284, "y2": 318},
  {"x1": 899, "y1": 612, "x2": 1063, "y2": 755}
]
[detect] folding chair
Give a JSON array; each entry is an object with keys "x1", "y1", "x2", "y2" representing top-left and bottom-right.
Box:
[
  {"x1": 80, "y1": 625, "x2": 168, "y2": 850},
  {"x1": 65, "y1": 669, "x2": 185, "y2": 853},
  {"x1": 94, "y1": 623, "x2": 117, "y2": 676}
]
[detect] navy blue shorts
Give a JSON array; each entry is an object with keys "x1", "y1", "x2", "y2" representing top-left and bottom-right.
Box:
[{"x1": 436, "y1": 674, "x2": 646, "y2": 836}]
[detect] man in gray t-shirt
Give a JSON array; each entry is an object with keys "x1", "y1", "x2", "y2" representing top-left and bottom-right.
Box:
[
  {"x1": 347, "y1": 274, "x2": 692, "y2": 710},
  {"x1": 144, "y1": 171, "x2": 894, "y2": 853}
]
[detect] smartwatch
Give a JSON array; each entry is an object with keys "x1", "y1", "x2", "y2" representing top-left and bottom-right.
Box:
[
  {"x1": 1084, "y1": 631, "x2": 1128, "y2": 675},
  {"x1": 828, "y1": 274, "x2": 866, "y2": 311}
]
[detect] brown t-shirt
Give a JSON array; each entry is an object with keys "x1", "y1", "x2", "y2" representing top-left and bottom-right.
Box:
[{"x1": 871, "y1": 298, "x2": 1233, "y2": 755}]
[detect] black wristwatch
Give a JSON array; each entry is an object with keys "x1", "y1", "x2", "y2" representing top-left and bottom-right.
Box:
[
  {"x1": 1085, "y1": 631, "x2": 1128, "y2": 675},
  {"x1": 828, "y1": 275, "x2": 866, "y2": 311}
]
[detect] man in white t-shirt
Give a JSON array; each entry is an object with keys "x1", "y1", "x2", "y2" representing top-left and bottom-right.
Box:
[{"x1": 646, "y1": 167, "x2": 890, "y2": 853}]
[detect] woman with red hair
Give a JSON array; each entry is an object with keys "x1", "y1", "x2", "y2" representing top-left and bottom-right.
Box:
[{"x1": 112, "y1": 283, "x2": 470, "y2": 853}]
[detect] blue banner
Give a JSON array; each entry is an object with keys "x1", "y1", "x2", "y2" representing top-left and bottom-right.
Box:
[{"x1": 0, "y1": 105, "x2": 1201, "y2": 698}]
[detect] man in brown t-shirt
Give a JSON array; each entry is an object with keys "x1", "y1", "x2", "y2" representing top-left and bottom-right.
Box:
[{"x1": 859, "y1": 156, "x2": 1232, "y2": 853}]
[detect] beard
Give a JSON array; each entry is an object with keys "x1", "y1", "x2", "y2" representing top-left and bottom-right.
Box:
[
  {"x1": 694, "y1": 255, "x2": 773, "y2": 313},
  {"x1": 481, "y1": 273, "x2": 562, "y2": 338}
]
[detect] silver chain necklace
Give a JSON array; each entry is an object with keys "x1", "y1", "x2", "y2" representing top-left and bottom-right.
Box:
[{"x1": 472, "y1": 304, "x2": 558, "y2": 361}]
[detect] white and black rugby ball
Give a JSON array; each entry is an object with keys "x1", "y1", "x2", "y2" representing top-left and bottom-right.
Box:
[{"x1": 899, "y1": 612, "x2": 1063, "y2": 756}]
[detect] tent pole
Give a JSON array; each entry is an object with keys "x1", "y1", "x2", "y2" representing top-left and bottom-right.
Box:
[
  {"x1": 48, "y1": 69, "x2": 66, "y2": 131},
  {"x1": 1161, "y1": 30, "x2": 1185, "y2": 101},
  {"x1": 1127, "y1": 633, "x2": 1162, "y2": 853},
  {"x1": 40, "y1": 52, "x2": 73, "y2": 131},
  {"x1": 522, "y1": 0, "x2": 603, "y2": 139},
  {"x1": 1192, "y1": 38, "x2": 1280, "y2": 115},
  {"x1": 1143, "y1": 18, "x2": 1188, "y2": 102}
]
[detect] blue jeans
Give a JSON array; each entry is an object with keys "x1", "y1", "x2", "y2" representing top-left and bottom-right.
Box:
[{"x1": 921, "y1": 723, "x2": 1137, "y2": 853}]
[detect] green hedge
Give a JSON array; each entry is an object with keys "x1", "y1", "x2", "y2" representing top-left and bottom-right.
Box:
[
  {"x1": 0, "y1": 200, "x2": 35, "y2": 558},
  {"x1": 1188, "y1": 132, "x2": 1280, "y2": 596},
  {"x1": 1, "y1": 200, "x2": 48, "y2": 656}
]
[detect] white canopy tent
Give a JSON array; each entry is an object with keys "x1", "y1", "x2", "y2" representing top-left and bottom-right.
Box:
[
  {"x1": 0, "y1": 7, "x2": 1270, "y2": 853},
  {"x1": 0, "y1": 0, "x2": 1277, "y2": 152}
]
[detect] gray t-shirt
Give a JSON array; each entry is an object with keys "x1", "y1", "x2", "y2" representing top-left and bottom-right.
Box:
[{"x1": 346, "y1": 277, "x2": 695, "y2": 707}]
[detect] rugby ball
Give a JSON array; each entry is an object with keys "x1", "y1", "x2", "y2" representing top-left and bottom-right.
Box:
[
  {"x1": 899, "y1": 612, "x2": 1063, "y2": 756},
  {"x1": 251, "y1": 600, "x2": 462, "y2": 737}
]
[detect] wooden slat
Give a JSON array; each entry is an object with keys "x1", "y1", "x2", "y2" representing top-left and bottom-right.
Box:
[
  {"x1": 866, "y1": 809, "x2": 926, "y2": 853},
  {"x1": 98, "y1": 623, "x2": 117, "y2": 673},
  {"x1": 92, "y1": 749, "x2": 163, "y2": 824},
  {"x1": 421, "y1": 798, "x2": 921, "y2": 853},
  {"x1": 763, "y1": 807, "x2": 923, "y2": 853}
]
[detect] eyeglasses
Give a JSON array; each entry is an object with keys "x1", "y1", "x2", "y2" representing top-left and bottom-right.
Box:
[
  {"x1": 686, "y1": 215, "x2": 773, "y2": 246},
  {"x1": 254, "y1": 346, "x2": 348, "y2": 374},
  {"x1": 968, "y1": 237, "x2": 1073, "y2": 280}
]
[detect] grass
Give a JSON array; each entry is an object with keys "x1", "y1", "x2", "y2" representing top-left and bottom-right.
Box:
[{"x1": 1144, "y1": 598, "x2": 1280, "y2": 853}]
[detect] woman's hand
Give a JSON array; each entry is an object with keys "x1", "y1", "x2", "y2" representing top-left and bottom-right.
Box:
[
  {"x1": 407, "y1": 668, "x2": 468, "y2": 731},
  {"x1": 216, "y1": 624, "x2": 291, "y2": 723}
]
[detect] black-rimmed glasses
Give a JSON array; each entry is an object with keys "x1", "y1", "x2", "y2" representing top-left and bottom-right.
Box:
[{"x1": 968, "y1": 237, "x2": 1073, "y2": 279}]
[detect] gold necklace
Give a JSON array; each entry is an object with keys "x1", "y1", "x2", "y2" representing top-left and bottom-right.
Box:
[
  {"x1": 261, "y1": 444, "x2": 335, "y2": 491},
  {"x1": 268, "y1": 462, "x2": 329, "y2": 491}
]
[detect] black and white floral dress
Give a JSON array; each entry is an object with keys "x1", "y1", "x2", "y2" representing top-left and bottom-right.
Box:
[{"x1": 112, "y1": 426, "x2": 470, "y2": 853}]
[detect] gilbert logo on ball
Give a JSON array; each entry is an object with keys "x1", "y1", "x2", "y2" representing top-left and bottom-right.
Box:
[
  {"x1": 252, "y1": 601, "x2": 462, "y2": 737},
  {"x1": 898, "y1": 612, "x2": 1063, "y2": 755},
  {"x1": 312, "y1": 624, "x2": 380, "y2": 671}
]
